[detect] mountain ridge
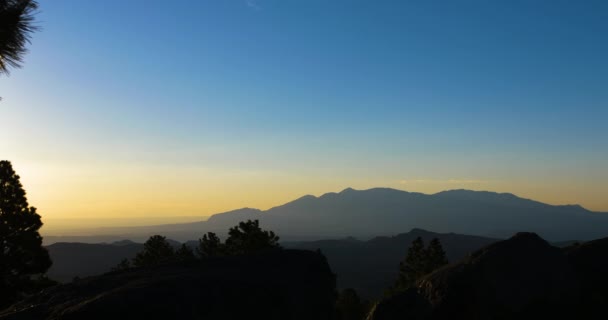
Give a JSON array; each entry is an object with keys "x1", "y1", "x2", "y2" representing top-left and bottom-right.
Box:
[{"x1": 44, "y1": 188, "x2": 607, "y2": 244}]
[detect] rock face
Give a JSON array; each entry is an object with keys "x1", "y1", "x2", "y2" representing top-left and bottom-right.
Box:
[
  {"x1": 367, "y1": 288, "x2": 432, "y2": 320},
  {"x1": 0, "y1": 250, "x2": 336, "y2": 320},
  {"x1": 369, "y1": 233, "x2": 608, "y2": 320},
  {"x1": 563, "y1": 237, "x2": 608, "y2": 318}
]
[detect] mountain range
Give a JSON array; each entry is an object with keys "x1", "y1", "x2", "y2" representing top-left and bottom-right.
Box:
[{"x1": 44, "y1": 188, "x2": 608, "y2": 244}]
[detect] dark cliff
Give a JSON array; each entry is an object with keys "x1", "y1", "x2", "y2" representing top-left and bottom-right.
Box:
[{"x1": 369, "y1": 233, "x2": 608, "y2": 320}]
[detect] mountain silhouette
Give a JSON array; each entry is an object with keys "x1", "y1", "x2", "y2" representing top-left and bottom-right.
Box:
[
  {"x1": 105, "y1": 188, "x2": 607, "y2": 242},
  {"x1": 44, "y1": 188, "x2": 608, "y2": 244}
]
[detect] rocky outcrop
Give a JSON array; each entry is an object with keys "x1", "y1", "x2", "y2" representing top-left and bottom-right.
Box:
[
  {"x1": 369, "y1": 233, "x2": 608, "y2": 320},
  {"x1": 563, "y1": 237, "x2": 608, "y2": 318},
  {"x1": 0, "y1": 250, "x2": 336, "y2": 320},
  {"x1": 366, "y1": 288, "x2": 431, "y2": 320}
]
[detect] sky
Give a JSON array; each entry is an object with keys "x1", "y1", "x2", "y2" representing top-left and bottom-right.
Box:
[{"x1": 1, "y1": 0, "x2": 607, "y2": 231}]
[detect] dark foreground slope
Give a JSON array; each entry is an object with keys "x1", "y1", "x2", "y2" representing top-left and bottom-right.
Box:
[
  {"x1": 45, "y1": 241, "x2": 143, "y2": 282},
  {"x1": 369, "y1": 234, "x2": 608, "y2": 320},
  {"x1": 288, "y1": 228, "x2": 498, "y2": 298},
  {"x1": 0, "y1": 250, "x2": 336, "y2": 320}
]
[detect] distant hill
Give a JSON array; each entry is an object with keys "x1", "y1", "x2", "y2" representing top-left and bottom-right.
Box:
[
  {"x1": 45, "y1": 239, "x2": 187, "y2": 282},
  {"x1": 286, "y1": 228, "x2": 498, "y2": 298},
  {"x1": 46, "y1": 242, "x2": 144, "y2": 282},
  {"x1": 46, "y1": 228, "x2": 496, "y2": 299}
]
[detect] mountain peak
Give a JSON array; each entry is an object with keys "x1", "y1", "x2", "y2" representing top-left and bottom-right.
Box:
[
  {"x1": 434, "y1": 189, "x2": 525, "y2": 202},
  {"x1": 206, "y1": 207, "x2": 262, "y2": 224},
  {"x1": 339, "y1": 187, "x2": 409, "y2": 195},
  {"x1": 111, "y1": 239, "x2": 137, "y2": 246},
  {"x1": 408, "y1": 228, "x2": 433, "y2": 235},
  {"x1": 297, "y1": 194, "x2": 317, "y2": 200}
]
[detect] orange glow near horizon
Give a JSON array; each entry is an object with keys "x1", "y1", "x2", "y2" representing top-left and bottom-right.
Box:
[{"x1": 12, "y1": 161, "x2": 608, "y2": 235}]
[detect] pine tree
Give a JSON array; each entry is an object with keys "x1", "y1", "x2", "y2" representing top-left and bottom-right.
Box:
[
  {"x1": 224, "y1": 220, "x2": 280, "y2": 255},
  {"x1": 390, "y1": 237, "x2": 449, "y2": 294},
  {"x1": 0, "y1": 160, "x2": 52, "y2": 305},
  {"x1": 132, "y1": 235, "x2": 175, "y2": 267},
  {"x1": 0, "y1": 0, "x2": 39, "y2": 75},
  {"x1": 197, "y1": 232, "x2": 225, "y2": 258},
  {"x1": 425, "y1": 238, "x2": 448, "y2": 271},
  {"x1": 393, "y1": 236, "x2": 426, "y2": 291},
  {"x1": 175, "y1": 243, "x2": 195, "y2": 261}
]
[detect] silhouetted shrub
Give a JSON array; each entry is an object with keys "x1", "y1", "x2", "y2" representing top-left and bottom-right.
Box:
[
  {"x1": 132, "y1": 220, "x2": 281, "y2": 269},
  {"x1": 133, "y1": 235, "x2": 175, "y2": 267},
  {"x1": 111, "y1": 258, "x2": 131, "y2": 272},
  {"x1": 225, "y1": 219, "x2": 281, "y2": 255},
  {"x1": 196, "y1": 220, "x2": 281, "y2": 258},
  {"x1": 175, "y1": 243, "x2": 196, "y2": 262},
  {"x1": 196, "y1": 232, "x2": 226, "y2": 258}
]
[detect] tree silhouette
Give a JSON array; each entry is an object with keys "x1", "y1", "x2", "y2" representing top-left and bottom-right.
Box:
[
  {"x1": 425, "y1": 238, "x2": 448, "y2": 271},
  {"x1": 111, "y1": 258, "x2": 131, "y2": 272},
  {"x1": 390, "y1": 237, "x2": 448, "y2": 293},
  {"x1": 393, "y1": 236, "x2": 426, "y2": 291},
  {"x1": 335, "y1": 288, "x2": 370, "y2": 320},
  {"x1": 225, "y1": 219, "x2": 280, "y2": 255},
  {"x1": 175, "y1": 243, "x2": 195, "y2": 262},
  {"x1": 0, "y1": 0, "x2": 38, "y2": 75},
  {"x1": 197, "y1": 232, "x2": 225, "y2": 258},
  {"x1": 133, "y1": 235, "x2": 175, "y2": 267},
  {"x1": 0, "y1": 160, "x2": 52, "y2": 305}
]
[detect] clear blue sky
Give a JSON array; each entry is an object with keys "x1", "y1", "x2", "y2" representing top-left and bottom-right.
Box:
[{"x1": 1, "y1": 0, "x2": 607, "y2": 224}]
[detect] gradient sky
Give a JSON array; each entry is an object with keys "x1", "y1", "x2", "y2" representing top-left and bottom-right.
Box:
[{"x1": 1, "y1": 0, "x2": 607, "y2": 231}]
